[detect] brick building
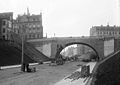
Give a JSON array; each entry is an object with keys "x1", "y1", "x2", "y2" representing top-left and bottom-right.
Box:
[
  {"x1": 90, "y1": 25, "x2": 120, "y2": 37},
  {"x1": 0, "y1": 12, "x2": 13, "y2": 40},
  {"x1": 13, "y1": 9, "x2": 43, "y2": 40}
]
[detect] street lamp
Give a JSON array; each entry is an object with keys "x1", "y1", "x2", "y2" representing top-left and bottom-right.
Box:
[
  {"x1": 21, "y1": 24, "x2": 25, "y2": 72},
  {"x1": 21, "y1": 16, "x2": 29, "y2": 72}
]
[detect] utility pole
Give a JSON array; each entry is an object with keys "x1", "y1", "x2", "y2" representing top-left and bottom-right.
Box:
[
  {"x1": 21, "y1": 24, "x2": 25, "y2": 72},
  {"x1": 117, "y1": 0, "x2": 120, "y2": 25}
]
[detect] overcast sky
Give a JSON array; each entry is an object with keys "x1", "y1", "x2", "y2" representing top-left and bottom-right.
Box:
[{"x1": 0, "y1": 0, "x2": 119, "y2": 37}]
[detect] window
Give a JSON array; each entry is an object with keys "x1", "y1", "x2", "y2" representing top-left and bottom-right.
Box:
[
  {"x1": 3, "y1": 35, "x2": 5, "y2": 39},
  {"x1": 31, "y1": 34, "x2": 33, "y2": 38},
  {"x1": 3, "y1": 28, "x2": 6, "y2": 33},
  {"x1": 37, "y1": 34, "x2": 39, "y2": 38},
  {"x1": 100, "y1": 32, "x2": 102, "y2": 35},
  {"x1": 112, "y1": 32, "x2": 114, "y2": 35},
  {"x1": 35, "y1": 34, "x2": 37, "y2": 38},
  {"x1": 29, "y1": 29, "x2": 31, "y2": 33},
  {"x1": 33, "y1": 18, "x2": 36, "y2": 21},
  {"x1": 2, "y1": 20, "x2": 6, "y2": 26},
  {"x1": 97, "y1": 32, "x2": 99, "y2": 35},
  {"x1": 29, "y1": 34, "x2": 31, "y2": 38},
  {"x1": 103, "y1": 32, "x2": 105, "y2": 35},
  {"x1": 106, "y1": 32, "x2": 108, "y2": 34},
  {"x1": 109, "y1": 32, "x2": 111, "y2": 35}
]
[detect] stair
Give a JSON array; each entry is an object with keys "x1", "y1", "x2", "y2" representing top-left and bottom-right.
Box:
[
  {"x1": 0, "y1": 41, "x2": 35, "y2": 66},
  {"x1": 9, "y1": 32, "x2": 50, "y2": 62}
]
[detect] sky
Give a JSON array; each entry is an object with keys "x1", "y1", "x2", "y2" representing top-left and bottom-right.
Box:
[{"x1": 0, "y1": 0, "x2": 119, "y2": 37}]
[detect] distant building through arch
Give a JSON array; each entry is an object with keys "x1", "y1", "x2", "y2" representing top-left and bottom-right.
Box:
[{"x1": 55, "y1": 42, "x2": 99, "y2": 61}]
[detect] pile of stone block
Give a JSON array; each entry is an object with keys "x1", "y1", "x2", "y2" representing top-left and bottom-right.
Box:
[{"x1": 65, "y1": 65, "x2": 90, "y2": 81}]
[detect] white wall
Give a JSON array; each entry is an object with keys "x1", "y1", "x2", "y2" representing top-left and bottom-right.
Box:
[
  {"x1": 36, "y1": 43, "x2": 51, "y2": 57},
  {"x1": 42, "y1": 43, "x2": 51, "y2": 57}
]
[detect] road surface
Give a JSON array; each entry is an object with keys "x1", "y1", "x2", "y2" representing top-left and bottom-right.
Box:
[{"x1": 0, "y1": 61, "x2": 87, "y2": 85}]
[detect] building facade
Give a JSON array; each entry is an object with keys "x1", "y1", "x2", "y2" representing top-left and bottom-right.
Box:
[
  {"x1": 13, "y1": 10, "x2": 43, "y2": 40},
  {"x1": 0, "y1": 12, "x2": 13, "y2": 40},
  {"x1": 77, "y1": 45, "x2": 92, "y2": 55},
  {"x1": 90, "y1": 25, "x2": 120, "y2": 37}
]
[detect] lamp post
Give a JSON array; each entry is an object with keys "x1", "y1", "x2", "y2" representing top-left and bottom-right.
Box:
[
  {"x1": 21, "y1": 24, "x2": 25, "y2": 72},
  {"x1": 21, "y1": 16, "x2": 29, "y2": 72}
]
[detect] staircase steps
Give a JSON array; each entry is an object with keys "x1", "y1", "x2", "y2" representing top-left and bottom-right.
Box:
[{"x1": 9, "y1": 32, "x2": 50, "y2": 62}]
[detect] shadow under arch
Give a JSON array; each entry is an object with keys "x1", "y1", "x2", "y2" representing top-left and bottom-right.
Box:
[{"x1": 55, "y1": 42, "x2": 99, "y2": 61}]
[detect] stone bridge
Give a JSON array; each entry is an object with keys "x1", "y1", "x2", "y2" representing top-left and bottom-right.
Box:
[{"x1": 27, "y1": 37, "x2": 117, "y2": 61}]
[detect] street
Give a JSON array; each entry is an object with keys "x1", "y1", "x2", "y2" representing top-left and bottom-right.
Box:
[{"x1": 0, "y1": 61, "x2": 87, "y2": 85}]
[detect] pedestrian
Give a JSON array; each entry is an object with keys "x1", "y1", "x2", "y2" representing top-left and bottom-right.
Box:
[
  {"x1": 26, "y1": 63, "x2": 30, "y2": 72},
  {"x1": 21, "y1": 63, "x2": 26, "y2": 72}
]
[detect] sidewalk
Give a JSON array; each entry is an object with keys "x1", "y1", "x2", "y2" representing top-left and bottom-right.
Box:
[
  {"x1": 0, "y1": 63, "x2": 39, "y2": 70},
  {"x1": 54, "y1": 62, "x2": 96, "y2": 85},
  {"x1": 0, "y1": 61, "x2": 51, "y2": 70}
]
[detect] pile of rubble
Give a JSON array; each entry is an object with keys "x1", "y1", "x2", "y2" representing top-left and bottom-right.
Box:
[{"x1": 65, "y1": 65, "x2": 90, "y2": 81}]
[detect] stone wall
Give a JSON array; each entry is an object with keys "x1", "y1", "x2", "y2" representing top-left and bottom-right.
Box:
[
  {"x1": 91, "y1": 50, "x2": 120, "y2": 85},
  {"x1": 114, "y1": 39, "x2": 120, "y2": 52},
  {"x1": 42, "y1": 43, "x2": 51, "y2": 57},
  {"x1": 104, "y1": 39, "x2": 114, "y2": 57}
]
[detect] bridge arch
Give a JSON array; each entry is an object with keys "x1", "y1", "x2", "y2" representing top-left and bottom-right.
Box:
[{"x1": 55, "y1": 42, "x2": 99, "y2": 61}]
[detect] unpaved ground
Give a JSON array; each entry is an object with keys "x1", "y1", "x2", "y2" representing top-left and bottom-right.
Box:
[{"x1": 0, "y1": 61, "x2": 85, "y2": 85}]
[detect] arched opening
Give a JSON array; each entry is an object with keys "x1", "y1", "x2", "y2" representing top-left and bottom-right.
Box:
[{"x1": 55, "y1": 42, "x2": 99, "y2": 62}]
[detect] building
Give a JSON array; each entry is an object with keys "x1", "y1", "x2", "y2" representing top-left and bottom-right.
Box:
[
  {"x1": 77, "y1": 45, "x2": 85, "y2": 55},
  {"x1": 0, "y1": 12, "x2": 13, "y2": 40},
  {"x1": 90, "y1": 25, "x2": 120, "y2": 37},
  {"x1": 77, "y1": 45, "x2": 93, "y2": 55},
  {"x1": 63, "y1": 46, "x2": 77, "y2": 57},
  {"x1": 13, "y1": 9, "x2": 43, "y2": 40}
]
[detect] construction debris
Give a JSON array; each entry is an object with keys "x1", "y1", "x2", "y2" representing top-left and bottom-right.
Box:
[{"x1": 65, "y1": 65, "x2": 90, "y2": 81}]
